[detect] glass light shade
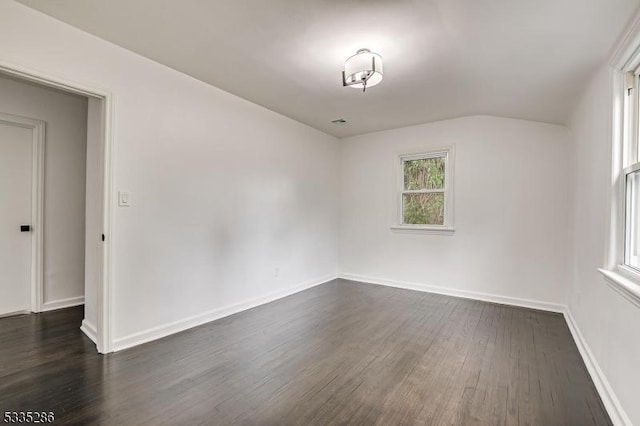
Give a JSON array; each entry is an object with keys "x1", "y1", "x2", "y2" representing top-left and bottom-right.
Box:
[{"x1": 344, "y1": 49, "x2": 383, "y2": 89}]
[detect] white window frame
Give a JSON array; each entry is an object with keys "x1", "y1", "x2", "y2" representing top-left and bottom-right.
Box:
[
  {"x1": 601, "y1": 27, "x2": 640, "y2": 307},
  {"x1": 391, "y1": 147, "x2": 455, "y2": 234}
]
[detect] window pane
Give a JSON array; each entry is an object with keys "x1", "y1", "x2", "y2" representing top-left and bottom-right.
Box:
[
  {"x1": 403, "y1": 157, "x2": 445, "y2": 190},
  {"x1": 625, "y1": 170, "x2": 640, "y2": 269},
  {"x1": 403, "y1": 193, "x2": 444, "y2": 225}
]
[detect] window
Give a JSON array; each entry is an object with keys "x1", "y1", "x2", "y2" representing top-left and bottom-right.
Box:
[
  {"x1": 623, "y1": 72, "x2": 640, "y2": 272},
  {"x1": 599, "y1": 23, "x2": 640, "y2": 303},
  {"x1": 394, "y1": 148, "x2": 454, "y2": 233}
]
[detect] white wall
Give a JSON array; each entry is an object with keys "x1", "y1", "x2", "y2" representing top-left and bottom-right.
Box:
[
  {"x1": 0, "y1": 1, "x2": 340, "y2": 344},
  {"x1": 339, "y1": 115, "x2": 571, "y2": 307},
  {"x1": 0, "y1": 74, "x2": 87, "y2": 307},
  {"x1": 568, "y1": 63, "x2": 640, "y2": 425}
]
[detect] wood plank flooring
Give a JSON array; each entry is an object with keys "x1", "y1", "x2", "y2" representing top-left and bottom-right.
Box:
[{"x1": 0, "y1": 279, "x2": 610, "y2": 425}]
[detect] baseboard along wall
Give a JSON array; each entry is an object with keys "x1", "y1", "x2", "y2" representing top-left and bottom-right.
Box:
[
  {"x1": 338, "y1": 273, "x2": 565, "y2": 313},
  {"x1": 112, "y1": 273, "x2": 338, "y2": 352},
  {"x1": 339, "y1": 274, "x2": 630, "y2": 426},
  {"x1": 41, "y1": 296, "x2": 84, "y2": 312},
  {"x1": 80, "y1": 319, "x2": 97, "y2": 345},
  {"x1": 103, "y1": 273, "x2": 629, "y2": 425},
  {"x1": 563, "y1": 308, "x2": 631, "y2": 426}
]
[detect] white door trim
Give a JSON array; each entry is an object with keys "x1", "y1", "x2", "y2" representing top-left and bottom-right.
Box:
[
  {"x1": 0, "y1": 112, "x2": 45, "y2": 313},
  {"x1": 0, "y1": 58, "x2": 115, "y2": 354}
]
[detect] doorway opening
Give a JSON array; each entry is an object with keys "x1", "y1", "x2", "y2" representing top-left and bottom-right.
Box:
[{"x1": 0, "y1": 61, "x2": 113, "y2": 354}]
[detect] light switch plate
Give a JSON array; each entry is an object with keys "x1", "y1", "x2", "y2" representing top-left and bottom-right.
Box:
[{"x1": 118, "y1": 191, "x2": 131, "y2": 207}]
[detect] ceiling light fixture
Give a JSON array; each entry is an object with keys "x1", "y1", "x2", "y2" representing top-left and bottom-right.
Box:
[{"x1": 342, "y1": 48, "x2": 383, "y2": 92}]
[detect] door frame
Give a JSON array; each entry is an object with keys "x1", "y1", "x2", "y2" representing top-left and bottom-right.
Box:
[
  {"x1": 0, "y1": 113, "x2": 45, "y2": 314},
  {"x1": 0, "y1": 59, "x2": 115, "y2": 354}
]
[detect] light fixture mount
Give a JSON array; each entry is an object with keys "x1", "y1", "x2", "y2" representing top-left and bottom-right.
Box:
[{"x1": 342, "y1": 48, "x2": 384, "y2": 92}]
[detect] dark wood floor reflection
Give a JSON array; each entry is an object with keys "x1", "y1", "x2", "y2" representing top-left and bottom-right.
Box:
[{"x1": 0, "y1": 279, "x2": 610, "y2": 425}]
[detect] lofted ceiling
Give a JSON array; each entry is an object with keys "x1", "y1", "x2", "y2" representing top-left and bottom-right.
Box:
[{"x1": 17, "y1": 0, "x2": 640, "y2": 137}]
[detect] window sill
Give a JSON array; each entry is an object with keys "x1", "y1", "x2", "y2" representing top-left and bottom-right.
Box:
[
  {"x1": 598, "y1": 268, "x2": 640, "y2": 308},
  {"x1": 390, "y1": 225, "x2": 455, "y2": 235}
]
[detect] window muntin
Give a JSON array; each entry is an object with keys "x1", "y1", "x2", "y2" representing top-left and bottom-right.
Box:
[{"x1": 398, "y1": 150, "x2": 452, "y2": 229}]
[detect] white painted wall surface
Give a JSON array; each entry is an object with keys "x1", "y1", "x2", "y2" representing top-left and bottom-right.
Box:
[
  {"x1": 339, "y1": 115, "x2": 571, "y2": 306},
  {"x1": 568, "y1": 64, "x2": 640, "y2": 425},
  {"x1": 0, "y1": 2, "x2": 339, "y2": 342},
  {"x1": 0, "y1": 74, "x2": 87, "y2": 307}
]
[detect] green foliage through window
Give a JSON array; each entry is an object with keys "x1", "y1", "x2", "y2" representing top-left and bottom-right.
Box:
[
  {"x1": 402, "y1": 155, "x2": 446, "y2": 225},
  {"x1": 403, "y1": 157, "x2": 445, "y2": 190},
  {"x1": 403, "y1": 193, "x2": 444, "y2": 225}
]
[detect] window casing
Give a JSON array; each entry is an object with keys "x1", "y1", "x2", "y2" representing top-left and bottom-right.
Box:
[
  {"x1": 595, "y1": 21, "x2": 640, "y2": 305},
  {"x1": 394, "y1": 148, "x2": 454, "y2": 233}
]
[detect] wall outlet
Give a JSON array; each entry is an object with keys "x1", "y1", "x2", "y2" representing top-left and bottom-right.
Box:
[{"x1": 274, "y1": 267, "x2": 280, "y2": 278}]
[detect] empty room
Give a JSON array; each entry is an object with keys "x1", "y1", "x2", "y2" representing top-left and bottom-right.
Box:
[{"x1": 1, "y1": 0, "x2": 640, "y2": 424}]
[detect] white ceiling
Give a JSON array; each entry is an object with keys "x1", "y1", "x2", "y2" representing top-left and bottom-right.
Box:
[{"x1": 17, "y1": 0, "x2": 640, "y2": 137}]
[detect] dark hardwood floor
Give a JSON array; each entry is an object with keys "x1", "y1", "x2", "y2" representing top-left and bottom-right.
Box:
[{"x1": 0, "y1": 279, "x2": 609, "y2": 425}]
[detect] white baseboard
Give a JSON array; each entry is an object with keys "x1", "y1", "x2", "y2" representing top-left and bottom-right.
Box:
[
  {"x1": 563, "y1": 308, "x2": 631, "y2": 426},
  {"x1": 41, "y1": 296, "x2": 84, "y2": 312},
  {"x1": 339, "y1": 273, "x2": 565, "y2": 313},
  {"x1": 80, "y1": 319, "x2": 97, "y2": 345},
  {"x1": 0, "y1": 310, "x2": 30, "y2": 319},
  {"x1": 105, "y1": 271, "x2": 627, "y2": 424},
  {"x1": 113, "y1": 273, "x2": 338, "y2": 352},
  {"x1": 340, "y1": 273, "x2": 630, "y2": 424}
]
